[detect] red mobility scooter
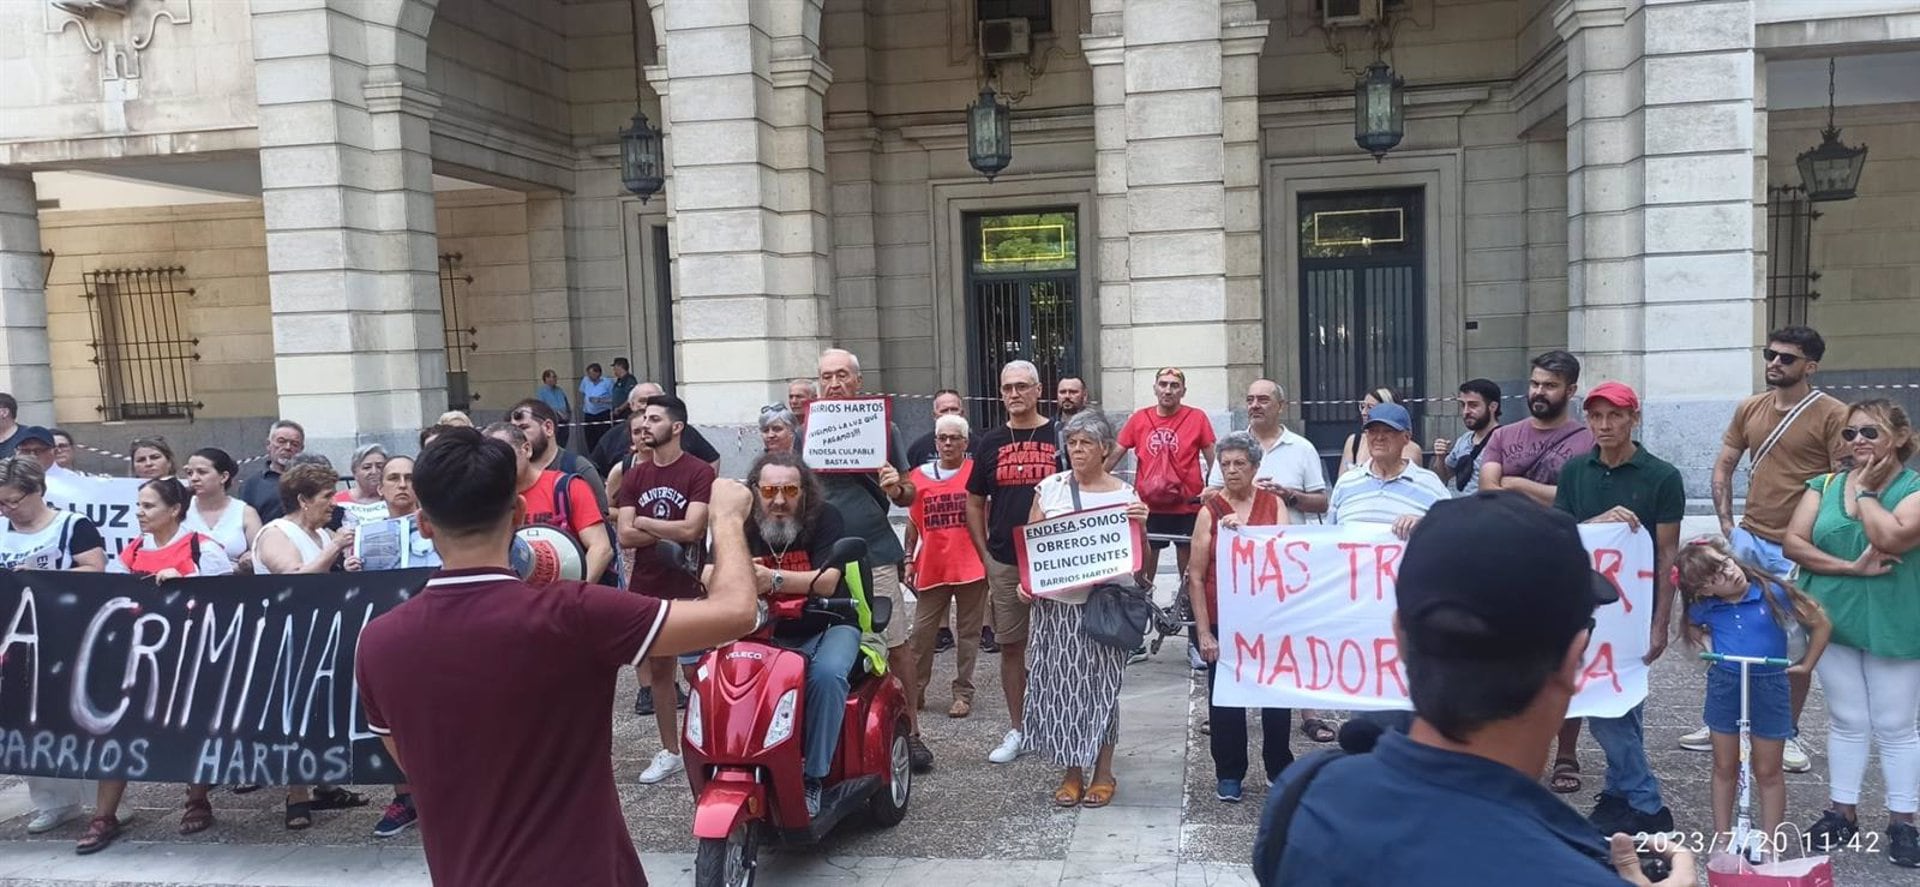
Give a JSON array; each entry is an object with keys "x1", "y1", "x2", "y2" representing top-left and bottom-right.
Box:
[{"x1": 679, "y1": 537, "x2": 912, "y2": 887}]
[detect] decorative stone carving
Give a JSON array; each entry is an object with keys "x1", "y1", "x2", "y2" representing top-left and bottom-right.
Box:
[{"x1": 44, "y1": 0, "x2": 191, "y2": 81}]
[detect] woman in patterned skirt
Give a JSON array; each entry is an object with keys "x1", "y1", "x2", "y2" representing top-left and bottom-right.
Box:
[{"x1": 1023, "y1": 411, "x2": 1149, "y2": 809}]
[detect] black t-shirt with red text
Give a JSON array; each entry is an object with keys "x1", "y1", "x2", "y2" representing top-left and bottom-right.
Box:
[{"x1": 967, "y1": 421, "x2": 1067, "y2": 565}]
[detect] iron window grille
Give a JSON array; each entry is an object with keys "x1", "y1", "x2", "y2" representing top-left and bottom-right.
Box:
[
  {"x1": 82, "y1": 266, "x2": 201, "y2": 421},
  {"x1": 439, "y1": 253, "x2": 479, "y2": 410},
  {"x1": 1766, "y1": 185, "x2": 1820, "y2": 331}
]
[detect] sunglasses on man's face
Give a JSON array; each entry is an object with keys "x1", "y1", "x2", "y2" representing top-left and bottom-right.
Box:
[
  {"x1": 1762, "y1": 349, "x2": 1804, "y2": 366},
  {"x1": 758, "y1": 484, "x2": 802, "y2": 500},
  {"x1": 1842, "y1": 425, "x2": 1883, "y2": 442}
]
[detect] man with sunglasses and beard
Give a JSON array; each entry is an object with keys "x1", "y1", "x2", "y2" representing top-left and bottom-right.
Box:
[
  {"x1": 738, "y1": 452, "x2": 860, "y2": 815},
  {"x1": 1687, "y1": 326, "x2": 1849, "y2": 771}
]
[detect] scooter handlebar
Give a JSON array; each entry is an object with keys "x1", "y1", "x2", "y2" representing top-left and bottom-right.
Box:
[{"x1": 1699, "y1": 652, "x2": 1792, "y2": 667}]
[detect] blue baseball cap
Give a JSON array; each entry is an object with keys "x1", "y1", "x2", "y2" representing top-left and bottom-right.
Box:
[{"x1": 1364, "y1": 402, "x2": 1412, "y2": 432}]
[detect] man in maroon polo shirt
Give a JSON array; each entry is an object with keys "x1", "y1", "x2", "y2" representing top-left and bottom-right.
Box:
[{"x1": 354, "y1": 427, "x2": 759, "y2": 887}]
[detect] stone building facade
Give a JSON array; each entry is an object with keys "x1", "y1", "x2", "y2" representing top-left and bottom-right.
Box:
[{"x1": 0, "y1": 0, "x2": 1915, "y2": 483}]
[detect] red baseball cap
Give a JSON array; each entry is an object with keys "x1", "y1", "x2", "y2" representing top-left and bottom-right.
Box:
[{"x1": 1584, "y1": 381, "x2": 1640, "y2": 412}]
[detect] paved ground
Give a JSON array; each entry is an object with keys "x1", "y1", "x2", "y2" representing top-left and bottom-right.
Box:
[{"x1": 2, "y1": 533, "x2": 1918, "y2": 885}]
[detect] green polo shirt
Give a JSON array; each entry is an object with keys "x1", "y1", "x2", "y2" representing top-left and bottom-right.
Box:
[{"x1": 1552, "y1": 443, "x2": 1687, "y2": 527}]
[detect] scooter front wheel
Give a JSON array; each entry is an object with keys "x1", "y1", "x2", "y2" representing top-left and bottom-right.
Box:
[{"x1": 694, "y1": 822, "x2": 757, "y2": 887}]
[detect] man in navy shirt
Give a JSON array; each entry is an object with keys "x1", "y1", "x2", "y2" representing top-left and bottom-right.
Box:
[{"x1": 1252, "y1": 492, "x2": 1694, "y2": 887}]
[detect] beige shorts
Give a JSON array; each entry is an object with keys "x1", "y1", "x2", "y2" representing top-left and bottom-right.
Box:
[
  {"x1": 872, "y1": 563, "x2": 910, "y2": 648},
  {"x1": 986, "y1": 556, "x2": 1030, "y2": 646}
]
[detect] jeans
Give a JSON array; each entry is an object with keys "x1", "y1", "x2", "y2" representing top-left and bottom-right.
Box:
[
  {"x1": 1730, "y1": 527, "x2": 1795, "y2": 578},
  {"x1": 792, "y1": 624, "x2": 864, "y2": 781},
  {"x1": 1205, "y1": 630, "x2": 1293, "y2": 781},
  {"x1": 1589, "y1": 702, "x2": 1664, "y2": 814},
  {"x1": 1817, "y1": 643, "x2": 1920, "y2": 812}
]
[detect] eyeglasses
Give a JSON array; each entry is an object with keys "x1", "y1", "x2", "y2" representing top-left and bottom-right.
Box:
[
  {"x1": 1842, "y1": 425, "x2": 1883, "y2": 442},
  {"x1": 758, "y1": 483, "x2": 802, "y2": 500},
  {"x1": 999, "y1": 382, "x2": 1035, "y2": 394},
  {"x1": 935, "y1": 434, "x2": 967, "y2": 442},
  {"x1": 0, "y1": 495, "x2": 24, "y2": 511},
  {"x1": 1762, "y1": 349, "x2": 1803, "y2": 366}
]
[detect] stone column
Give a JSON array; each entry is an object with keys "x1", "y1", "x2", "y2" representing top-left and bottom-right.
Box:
[
  {"x1": 1083, "y1": 0, "x2": 1267, "y2": 414},
  {"x1": 654, "y1": 0, "x2": 832, "y2": 424},
  {"x1": 525, "y1": 194, "x2": 576, "y2": 396},
  {"x1": 251, "y1": 1, "x2": 447, "y2": 462},
  {"x1": 1558, "y1": 0, "x2": 1757, "y2": 482},
  {"x1": 0, "y1": 171, "x2": 52, "y2": 423}
]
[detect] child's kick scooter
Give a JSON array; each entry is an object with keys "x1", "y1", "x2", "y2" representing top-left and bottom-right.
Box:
[{"x1": 1701, "y1": 651, "x2": 1793, "y2": 865}]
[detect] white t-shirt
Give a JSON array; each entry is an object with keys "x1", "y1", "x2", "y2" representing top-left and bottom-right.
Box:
[
  {"x1": 0, "y1": 511, "x2": 105, "y2": 570},
  {"x1": 1033, "y1": 471, "x2": 1140, "y2": 605},
  {"x1": 1205, "y1": 426, "x2": 1329, "y2": 524}
]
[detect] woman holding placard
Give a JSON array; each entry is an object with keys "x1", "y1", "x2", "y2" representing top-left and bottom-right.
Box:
[
  {"x1": 0, "y1": 457, "x2": 106, "y2": 840},
  {"x1": 1187, "y1": 432, "x2": 1295, "y2": 804},
  {"x1": 1023, "y1": 411, "x2": 1148, "y2": 809}
]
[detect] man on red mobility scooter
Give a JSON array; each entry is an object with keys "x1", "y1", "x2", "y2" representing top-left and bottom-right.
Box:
[{"x1": 687, "y1": 452, "x2": 911, "y2": 885}]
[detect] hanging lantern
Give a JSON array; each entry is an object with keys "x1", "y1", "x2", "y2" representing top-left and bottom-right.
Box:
[
  {"x1": 1796, "y1": 59, "x2": 1868, "y2": 202},
  {"x1": 967, "y1": 87, "x2": 1013, "y2": 182},
  {"x1": 1353, "y1": 60, "x2": 1406, "y2": 161},
  {"x1": 619, "y1": 109, "x2": 665, "y2": 203}
]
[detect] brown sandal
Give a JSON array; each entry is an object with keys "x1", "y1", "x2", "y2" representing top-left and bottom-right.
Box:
[
  {"x1": 1548, "y1": 757, "x2": 1582, "y2": 794},
  {"x1": 179, "y1": 798, "x2": 214, "y2": 835},
  {"x1": 1053, "y1": 773, "x2": 1085, "y2": 807},
  {"x1": 75, "y1": 814, "x2": 122, "y2": 855},
  {"x1": 1083, "y1": 779, "x2": 1117, "y2": 808}
]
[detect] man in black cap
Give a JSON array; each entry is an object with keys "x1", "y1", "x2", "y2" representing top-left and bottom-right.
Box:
[{"x1": 1251, "y1": 491, "x2": 1692, "y2": 887}]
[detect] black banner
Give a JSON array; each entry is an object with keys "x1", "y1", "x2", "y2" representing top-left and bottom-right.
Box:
[{"x1": 0, "y1": 569, "x2": 431, "y2": 785}]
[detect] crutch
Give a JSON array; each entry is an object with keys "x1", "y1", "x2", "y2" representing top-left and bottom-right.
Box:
[{"x1": 1700, "y1": 651, "x2": 1792, "y2": 864}]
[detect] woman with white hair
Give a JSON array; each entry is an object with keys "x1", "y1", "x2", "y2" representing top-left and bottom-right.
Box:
[
  {"x1": 760, "y1": 404, "x2": 799, "y2": 455},
  {"x1": 1023, "y1": 410, "x2": 1149, "y2": 808},
  {"x1": 906, "y1": 412, "x2": 988, "y2": 718},
  {"x1": 334, "y1": 443, "x2": 390, "y2": 526}
]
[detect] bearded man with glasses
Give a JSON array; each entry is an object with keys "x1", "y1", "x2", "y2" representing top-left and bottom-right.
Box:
[{"x1": 1688, "y1": 326, "x2": 1852, "y2": 771}]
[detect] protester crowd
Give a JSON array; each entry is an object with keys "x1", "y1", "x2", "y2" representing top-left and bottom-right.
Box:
[{"x1": 0, "y1": 326, "x2": 1915, "y2": 886}]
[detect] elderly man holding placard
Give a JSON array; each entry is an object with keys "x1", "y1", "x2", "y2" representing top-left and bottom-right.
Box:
[{"x1": 809, "y1": 348, "x2": 932, "y2": 773}]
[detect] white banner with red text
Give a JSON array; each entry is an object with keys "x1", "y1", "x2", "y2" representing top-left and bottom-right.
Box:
[{"x1": 1212, "y1": 522, "x2": 1653, "y2": 718}]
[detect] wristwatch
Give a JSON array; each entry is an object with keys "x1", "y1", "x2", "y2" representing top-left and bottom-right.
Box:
[
  {"x1": 1857, "y1": 489, "x2": 1881, "y2": 502},
  {"x1": 770, "y1": 571, "x2": 785, "y2": 592}
]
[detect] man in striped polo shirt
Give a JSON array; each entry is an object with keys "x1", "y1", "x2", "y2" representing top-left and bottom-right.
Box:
[{"x1": 1328, "y1": 402, "x2": 1450, "y2": 538}]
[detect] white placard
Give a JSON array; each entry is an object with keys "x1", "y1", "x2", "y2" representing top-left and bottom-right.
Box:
[
  {"x1": 1014, "y1": 504, "x2": 1144, "y2": 599},
  {"x1": 802, "y1": 398, "x2": 892, "y2": 473},
  {"x1": 41, "y1": 472, "x2": 144, "y2": 567},
  {"x1": 1213, "y1": 522, "x2": 1653, "y2": 719}
]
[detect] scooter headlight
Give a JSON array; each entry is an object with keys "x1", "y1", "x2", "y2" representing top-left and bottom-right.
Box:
[
  {"x1": 684, "y1": 687, "x2": 703, "y2": 748},
  {"x1": 763, "y1": 689, "x2": 799, "y2": 749}
]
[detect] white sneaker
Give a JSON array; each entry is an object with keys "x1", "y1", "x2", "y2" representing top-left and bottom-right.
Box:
[
  {"x1": 26, "y1": 805, "x2": 81, "y2": 834},
  {"x1": 1784, "y1": 737, "x2": 1812, "y2": 773},
  {"x1": 1678, "y1": 726, "x2": 1712, "y2": 752},
  {"x1": 988, "y1": 728, "x2": 1026, "y2": 764},
  {"x1": 638, "y1": 749, "x2": 685, "y2": 784}
]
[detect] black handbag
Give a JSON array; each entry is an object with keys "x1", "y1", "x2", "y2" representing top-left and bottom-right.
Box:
[
  {"x1": 1083, "y1": 580, "x2": 1153, "y2": 652},
  {"x1": 1066, "y1": 476, "x2": 1153, "y2": 652}
]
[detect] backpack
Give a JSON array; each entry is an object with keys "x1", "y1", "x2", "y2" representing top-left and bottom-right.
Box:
[{"x1": 121, "y1": 532, "x2": 203, "y2": 578}]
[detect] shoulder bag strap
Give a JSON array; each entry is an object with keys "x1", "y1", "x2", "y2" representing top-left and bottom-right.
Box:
[
  {"x1": 1253, "y1": 750, "x2": 1347, "y2": 886},
  {"x1": 1454, "y1": 435, "x2": 1493, "y2": 492},
  {"x1": 1752, "y1": 389, "x2": 1828, "y2": 469},
  {"x1": 1067, "y1": 474, "x2": 1083, "y2": 511}
]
